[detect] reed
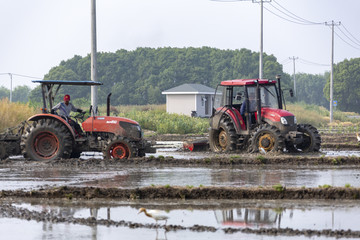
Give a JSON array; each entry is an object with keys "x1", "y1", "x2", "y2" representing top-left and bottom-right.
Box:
[{"x1": 0, "y1": 99, "x2": 37, "y2": 131}]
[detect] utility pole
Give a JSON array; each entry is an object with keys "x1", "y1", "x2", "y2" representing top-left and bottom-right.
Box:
[
  {"x1": 211, "y1": 0, "x2": 271, "y2": 79},
  {"x1": 8, "y1": 73, "x2": 12, "y2": 102},
  {"x1": 259, "y1": 0, "x2": 264, "y2": 79},
  {"x1": 289, "y1": 56, "x2": 298, "y2": 96},
  {"x1": 91, "y1": 0, "x2": 98, "y2": 116},
  {"x1": 325, "y1": 20, "x2": 340, "y2": 123}
]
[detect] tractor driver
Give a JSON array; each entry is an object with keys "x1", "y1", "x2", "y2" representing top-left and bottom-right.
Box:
[
  {"x1": 51, "y1": 94, "x2": 84, "y2": 136},
  {"x1": 240, "y1": 91, "x2": 257, "y2": 125}
]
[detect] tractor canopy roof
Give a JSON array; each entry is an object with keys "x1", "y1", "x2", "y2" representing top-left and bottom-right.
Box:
[
  {"x1": 220, "y1": 79, "x2": 277, "y2": 86},
  {"x1": 32, "y1": 80, "x2": 103, "y2": 86}
]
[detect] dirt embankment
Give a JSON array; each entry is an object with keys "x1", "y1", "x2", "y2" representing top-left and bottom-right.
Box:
[{"x1": 1, "y1": 185, "x2": 360, "y2": 200}]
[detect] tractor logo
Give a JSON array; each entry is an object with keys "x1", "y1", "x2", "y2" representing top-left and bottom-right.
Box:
[{"x1": 106, "y1": 120, "x2": 117, "y2": 124}]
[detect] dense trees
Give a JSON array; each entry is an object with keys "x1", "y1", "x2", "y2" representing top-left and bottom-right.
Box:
[
  {"x1": 0, "y1": 85, "x2": 31, "y2": 103},
  {"x1": 294, "y1": 73, "x2": 328, "y2": 107},
  {"x1": 29, "y1": 47, "x2": 292, "y2": 106},
  {"x1": 324, "y1": 58, "x2": 360, "y2": 113}
]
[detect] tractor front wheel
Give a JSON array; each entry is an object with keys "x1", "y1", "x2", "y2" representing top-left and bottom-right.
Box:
[
  {"x1": 103, "y1": 137, "x2": 137, "y2": 160},
  {"x1": 295, "y1": 124, "x2": 321, "y2": 152},
  {"x1": 248, "y1": 124, "x2": 284, "y2": 153}
]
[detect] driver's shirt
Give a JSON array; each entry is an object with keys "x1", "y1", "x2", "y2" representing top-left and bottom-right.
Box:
[{"x1": 52, "y1": 102, "x2": 78, "y2": 117}]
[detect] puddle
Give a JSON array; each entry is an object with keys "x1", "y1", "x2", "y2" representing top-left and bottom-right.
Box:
[{"x1": 1, "y1": 199, "x2": 359, "y2": 240}]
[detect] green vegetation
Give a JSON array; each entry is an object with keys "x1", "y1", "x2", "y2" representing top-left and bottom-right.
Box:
[
  {"x1": 345, "y1": 183, "x2": 352, "y2": 188},
  {"x1": 272, "y1": 184, "x2": 285, "y2": 192},
  {"x1": 319, "y1": 184, "x2": 332, "y2": 189},
  {"x1": 256, "y1": 155, "x2": 266, "y2": 163},
  {"x1": 31, "y1": 47, "x2": 289, "y2": 106}
]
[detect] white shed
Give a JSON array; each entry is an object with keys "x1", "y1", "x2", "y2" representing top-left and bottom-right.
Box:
[{"x1": 162, "y1": 83, "x2": 216, "y2": 117}]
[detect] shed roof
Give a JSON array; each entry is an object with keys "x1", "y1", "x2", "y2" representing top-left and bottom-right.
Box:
[{"x1": 162, "y1": 83, "x2": 215, "y2": 95}]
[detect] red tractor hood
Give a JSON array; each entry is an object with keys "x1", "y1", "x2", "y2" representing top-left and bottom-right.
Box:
[
  {"x1": 82, "y1": 116, "x2": 140, "y2": 136},
  {"x1": 261, "y1": 108, "x2": 294, "y2": 122}
]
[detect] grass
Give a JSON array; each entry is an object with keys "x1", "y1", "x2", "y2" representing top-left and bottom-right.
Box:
[
  {"x1": 0, "y1": 99, "x2": 37, "y2": 131},
  {"x1": 272, "y1": 184, "x2": 285, "y2": 192}
]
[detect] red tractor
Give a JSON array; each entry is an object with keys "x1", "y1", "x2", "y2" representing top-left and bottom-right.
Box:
[
  {"x1": 0, "y1": 80, "x2": 154, "y2": 161},
  {"x1": 209, "y1": 75, "x2": 321, "y2": 153}
]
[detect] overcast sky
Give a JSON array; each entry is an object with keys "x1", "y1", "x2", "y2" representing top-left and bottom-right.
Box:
[{"x1": 0, "y1": 0, "x2": 359, "y2": 89}]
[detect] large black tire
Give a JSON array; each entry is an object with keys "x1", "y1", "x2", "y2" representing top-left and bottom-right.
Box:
[
  {"x1": 248, "y1": 124, "x2": 284, "y2": 153},
  {"x1": 103, "y1": 136, "x2": 138, "y2": 160},
  {"x1": 295, "y1": 124, "x2": 321, "y2": 152},
  {"x1": 209, "y1": 117, "x2": 237, "y2": 153},
  {"x1": 20, "y1": 119, "x2": 73, "y2": 161}
]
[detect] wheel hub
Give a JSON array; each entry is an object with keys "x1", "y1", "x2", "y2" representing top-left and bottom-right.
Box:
[
  {"x1": 34, "y1": 132, "x2": 59, "y2": 158},
  {"x1": 258, "y1": 133, "x2": 275, "y2": 152},
  {"x1": 110, "y1": 143, "x2": 128, "y2": 159},
  {"x1": 218, "y1": 130, "x2": 228, "y2": 149}
]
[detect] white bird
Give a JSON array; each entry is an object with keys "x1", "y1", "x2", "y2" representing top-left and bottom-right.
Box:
[
  {"x1": 259, "y1": 147, "x2": 267, "y2": 154},
  {"x1": 357, "y1": 133, "x2": 360, "y2": 142},
  {"x1": 138, "y1": 208, "x2": 169, "y2": 225}
]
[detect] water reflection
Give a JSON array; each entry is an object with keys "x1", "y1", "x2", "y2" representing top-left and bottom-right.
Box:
[{"x1": 214, "y1": 208, "x2": 283, "y2": 228}]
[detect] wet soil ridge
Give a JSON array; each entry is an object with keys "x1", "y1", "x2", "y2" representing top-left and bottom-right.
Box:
[
  {"x1": 1, "y1": 186, "x2": 360, "y2": 200},
  {"x1": 1, "y1": 204, "x2": 359, "y2": 238}
]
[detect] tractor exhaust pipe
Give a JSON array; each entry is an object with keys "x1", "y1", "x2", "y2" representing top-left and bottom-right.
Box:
[
  {"x1": 256, "y1": 80, "x2": 262, "y2": 125},
  {"x1": 107, "y1": 93, "x2": 112, "y2": 116},
  {"x1": 276, "y1": 75, "x2": 283, "y2": 109}
]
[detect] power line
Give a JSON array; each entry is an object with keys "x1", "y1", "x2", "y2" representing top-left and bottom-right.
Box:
[
  {"x1": 268, "y1": 0, "x2": 324, "y2": 25},
  {"x1": 341, "y1": 24, "x2": 360, "y2": 45},
  {"x1": 329, "y1": 25, "x2": 360, "y2": 51},
  {"x1": 262, "y1": 0, "x2": 324, "y2": 25},
  {"x1": 297, "y1": 58, "x2": 330, "y2": 67},
  {"x1": 335, "y1": 25, "x2": 360, "y2": 49},
  {"x1": 0, "y1": 73, "x2": 42, "y2": 79}
]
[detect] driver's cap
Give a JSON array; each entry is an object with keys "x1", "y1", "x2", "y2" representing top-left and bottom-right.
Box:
[{"x1": 64, "y1": 94, "x2": 70, "y2": 101}]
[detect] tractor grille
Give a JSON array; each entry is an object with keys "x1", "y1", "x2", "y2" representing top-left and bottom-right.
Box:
[
  {"x1": 119, "y1": 121, "x2": 142, "y2": 139},
  {"x1": 283, "y1": 116, "x2": 295, "y2": 125}
]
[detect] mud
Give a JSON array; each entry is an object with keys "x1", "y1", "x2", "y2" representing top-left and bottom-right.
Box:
[{"x1": 1, "y1": 185, "x2": 360, "y2": 200}]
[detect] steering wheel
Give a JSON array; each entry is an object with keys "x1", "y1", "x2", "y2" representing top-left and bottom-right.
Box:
[{"x1": 73, "y1": 111, "x2": 86, "y2": 122}]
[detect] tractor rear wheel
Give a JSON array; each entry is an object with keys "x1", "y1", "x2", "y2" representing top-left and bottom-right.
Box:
[
  {"x1": 21, "y1": 119, "x2": 73, "y2": 161},
  {"x1": 103, "y1": 137, "x2": 137, "y2": 160},
  {"x1": 209, "y1": 118, "x2": 237, "y2": 153},
  {"x1": 248, "y1": 124, "x2": 284, "y2": 153},
  {"x1": 295, "y1": 124, "x2": 321, "y2": 152}
]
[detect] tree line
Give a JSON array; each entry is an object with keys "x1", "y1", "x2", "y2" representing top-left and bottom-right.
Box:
[{"x1": 1, "y1": 47, "x2": 358, "y2": 113}]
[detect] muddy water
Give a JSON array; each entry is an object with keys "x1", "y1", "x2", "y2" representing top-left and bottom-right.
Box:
[
  {"x1": 1, "y1": 198, "x2": 359, "y2": 240},
  {"x1": 0, "y1": 163, "x2": 359, "y2": 190}
]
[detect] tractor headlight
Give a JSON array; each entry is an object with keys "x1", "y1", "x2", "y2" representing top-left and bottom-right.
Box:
[
  {"x1": 280, "y1": 117, "x2": 288, "y2": 125},
  {"x1": 294, "y1": 116, "x2": 297, "y2": 124}
]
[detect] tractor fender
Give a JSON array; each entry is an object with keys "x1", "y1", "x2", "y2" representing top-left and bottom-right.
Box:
[
  {"x1": 210, "y1": 107, "x2": 246, "y2": 134},
  {"x1": 27, "y1": 114, "x2": 76, "y2": 139}
]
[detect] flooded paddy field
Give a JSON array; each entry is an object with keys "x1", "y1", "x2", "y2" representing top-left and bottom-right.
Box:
[
  {"x1": 1, "y1": 132, "x2": 360, "y2": 239},
  {"x1": 1, "y1": 198, "x2": 360, "y2": 239},
  {"x1": 0, "y1": 161, "x2": 360, "y2": 190}
]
